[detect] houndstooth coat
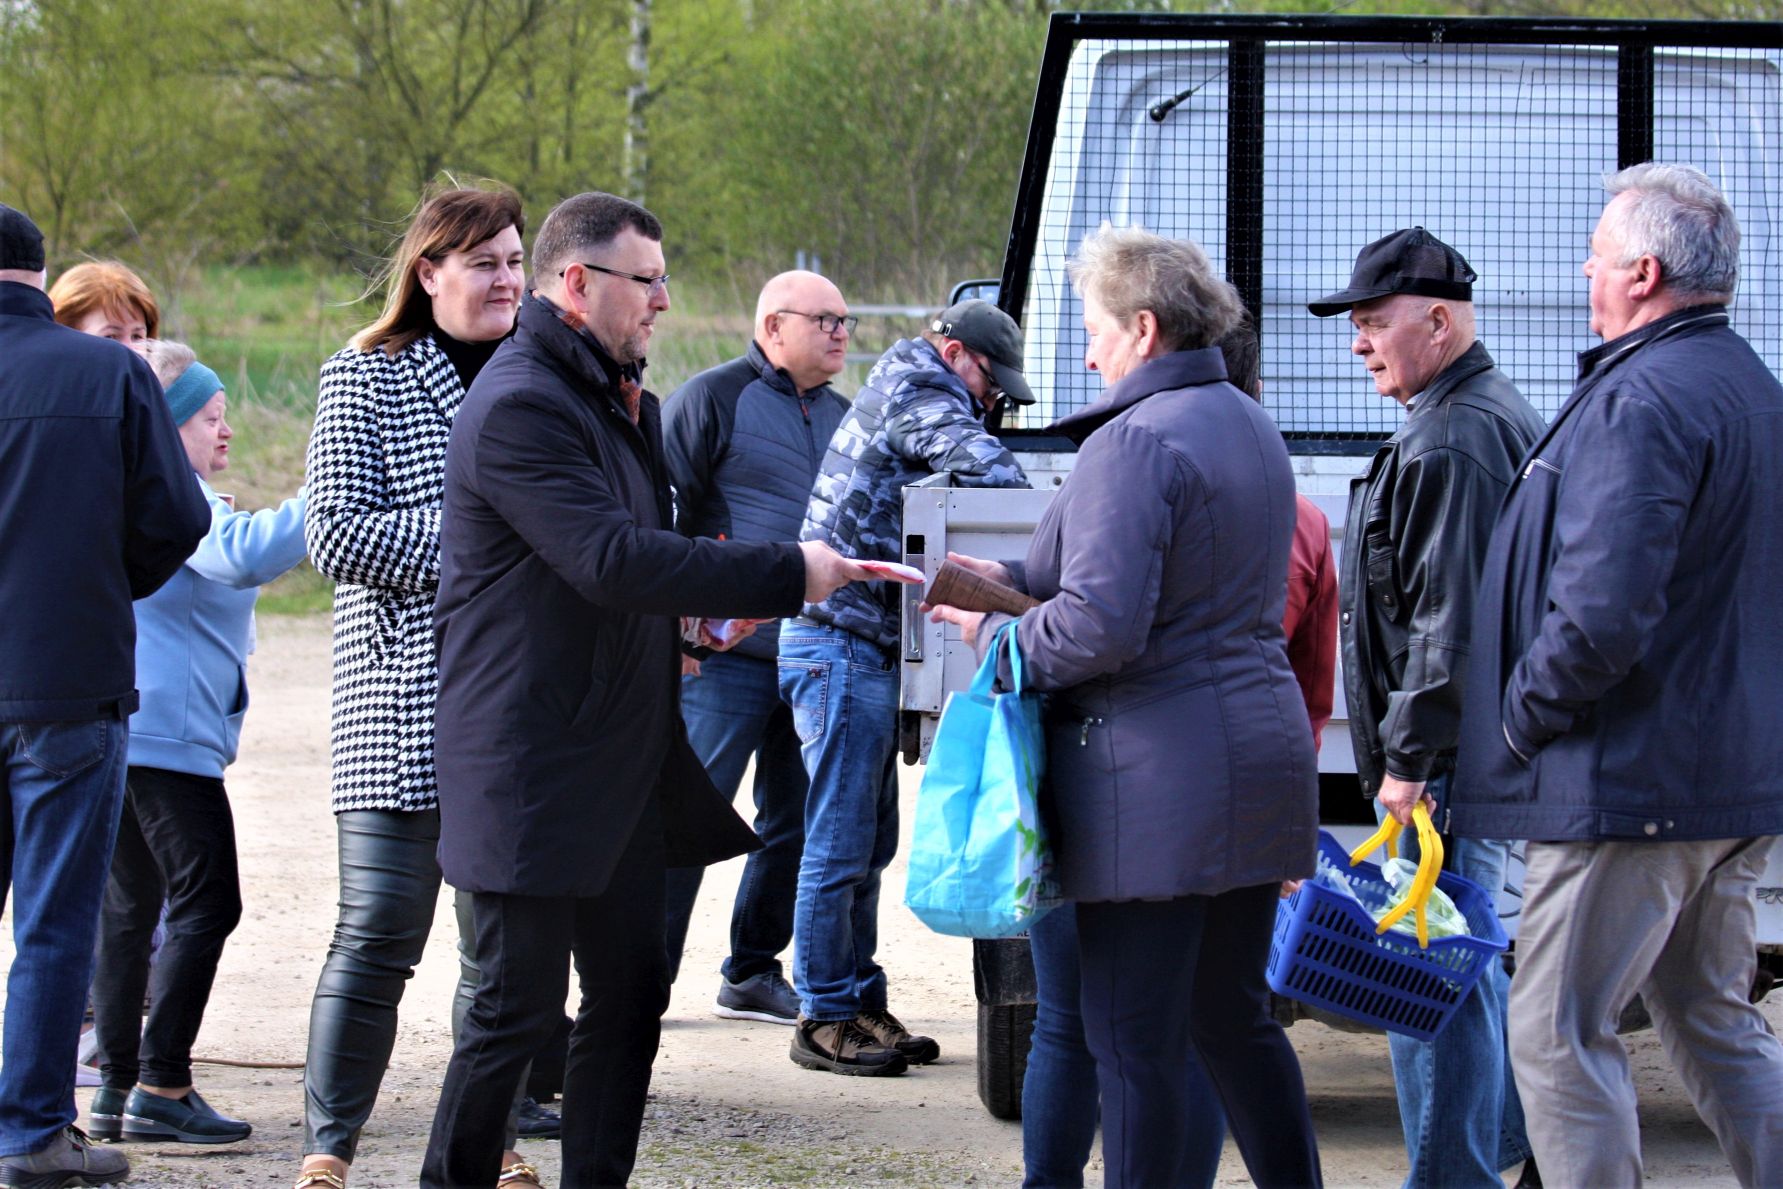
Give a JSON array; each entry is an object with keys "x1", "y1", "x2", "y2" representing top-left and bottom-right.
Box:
[{"x1": 305, "y1": 333, "x2": 462, "y2": 814}]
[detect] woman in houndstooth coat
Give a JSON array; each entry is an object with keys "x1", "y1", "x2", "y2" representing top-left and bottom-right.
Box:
[{"x1": 293, "y1": 186, "x2": 542, "y2": 1189}]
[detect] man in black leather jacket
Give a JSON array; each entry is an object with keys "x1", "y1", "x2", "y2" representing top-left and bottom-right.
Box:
[{"x1": 1310, "y1": 227, "x2": 1544, "y2": 1189}]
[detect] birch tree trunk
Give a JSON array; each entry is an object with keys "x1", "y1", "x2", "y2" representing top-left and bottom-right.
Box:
[{"x1": 623, "y1": 0, "x2": 651, "y2": 205}]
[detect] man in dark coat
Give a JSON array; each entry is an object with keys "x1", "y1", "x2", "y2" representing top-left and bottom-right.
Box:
[
  {"x1": 659, "y1": 270, "x2": 852, "y2": 1023},
  {"x1": 420, "y1": 192, "x2": 878, "y2": 1189},
  {"x1": 1310, "y1": 228, "x2": 1544, "y2": 1188},
  {"x1": 0, "y1": 204, "x2": 209, "y2": 1187},
  {"x1": 1452, "y1": 164, "x2": 1783, "y2": 1186}
]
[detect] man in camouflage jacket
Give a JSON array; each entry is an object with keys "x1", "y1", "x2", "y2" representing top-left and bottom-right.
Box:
[{"x1": 779, "y1": 299, "x2": 1032, "y2": 1075}]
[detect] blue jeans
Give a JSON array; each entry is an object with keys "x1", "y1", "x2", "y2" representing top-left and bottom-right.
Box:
[
  {"x1": 664, "y1": 651, "x2": 807, "y2": 984},
  {"x1": 777, "y1": 622, "x2": 899, "y2": 1021},
  {"x1": 0, "y1": 715, "x2": 128, "y2": 1156},
  {"x1": 1379, "y1": 777, "x2": 1531, "y2": 1187}
]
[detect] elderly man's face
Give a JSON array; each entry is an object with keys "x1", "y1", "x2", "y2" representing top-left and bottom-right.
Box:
[
  {"x1": 1585, "y1": 194, "x2": 1644, "y2": 341},
  {"x1": 1348, "y1": 294, "x2": 1447, "y2": 405},
  {"x1": 763, "y1": 275, "x2": 850, "y2": 390}
]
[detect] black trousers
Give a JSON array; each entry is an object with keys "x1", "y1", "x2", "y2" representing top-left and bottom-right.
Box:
[
  {"x1": 90, "y1": 765, "x2": 242, "y2": 1090},
  {"x1": 302, "y1": 809, "x2": 528, "y2": 1161},
  {"x1": 422, "y1": 800, "x2": 669, "y2": 1189},
  {"x1": 1076, "y1": 883, "x2": 1323, "y2": 1189}
]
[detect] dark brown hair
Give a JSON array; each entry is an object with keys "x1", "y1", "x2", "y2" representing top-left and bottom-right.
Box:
[{"x1": 353, "y1": 184, "x2": 525, "y2": 355}]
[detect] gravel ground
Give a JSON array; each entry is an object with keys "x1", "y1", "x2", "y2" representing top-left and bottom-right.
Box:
[{"x1": 5, "y1": 613, "x2": 1769, "y2": 1187}]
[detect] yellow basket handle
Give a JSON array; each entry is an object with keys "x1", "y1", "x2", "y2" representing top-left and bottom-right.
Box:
[{"x1": 1352, "y1": 804, "x2": 1443, "y2": 949}]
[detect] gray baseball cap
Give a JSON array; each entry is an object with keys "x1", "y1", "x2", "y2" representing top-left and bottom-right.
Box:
[{"x1": 930, "y1": 299, "x2": 1035, "y2": 405}]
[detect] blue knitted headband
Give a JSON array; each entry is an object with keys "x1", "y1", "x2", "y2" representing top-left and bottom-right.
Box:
[{"x1": 163, "y1": 361, "x2": 222, "y2": 426}]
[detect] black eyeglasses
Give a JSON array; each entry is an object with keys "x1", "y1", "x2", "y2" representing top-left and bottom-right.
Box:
[
  {"x1": 565, "y1": 262, "x2": 670, "y2": 294},
  {"x1": 777, "y1": 310, "x2": 858, "y2": 335}
]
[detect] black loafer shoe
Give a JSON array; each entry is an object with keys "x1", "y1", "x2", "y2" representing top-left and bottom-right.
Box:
[
  {"x1": 86, "y1": 1086, "x2": 128, "y2": 1142},
  {"x1": 120, "y1": 1087, "x2": 252, "y2": 1144},
  {"x1": 516, "y1": 1096, "x2": 561, "y2": 1140}
]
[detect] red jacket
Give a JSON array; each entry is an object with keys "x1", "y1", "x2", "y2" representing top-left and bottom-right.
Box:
[{"x1": 1283, "y1": 494, "x2": 1336, "y2": 751}]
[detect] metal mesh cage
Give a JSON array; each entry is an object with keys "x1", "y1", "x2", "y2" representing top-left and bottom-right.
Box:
[{"x1": 1000, "y1": 18, "x2": 1782, "y2": 447}]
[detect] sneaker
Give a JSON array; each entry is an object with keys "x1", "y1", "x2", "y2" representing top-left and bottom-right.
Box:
[
  {"x1": 713, "y1": 972, "x2": 800, "y2": 1025},
  {"x1": 789, "y1": 1016, "x2": 908, "y2": 1076},
  {"x1": 120, "y1": 1087, "x2": 251, "y2": 1144},
  {"x1": 515, "y1": 1096, "x2": 561, "y2": 1140},
  {"x1": 855, "y1": 1008, "x2": 941, "y2": 1065},
  {"x1": 85, "y1": 1086, "x2": 128, "y2": 1143},
  {"x1": 0, "y1": 1125, "x2": 129, "y2": 1187}
]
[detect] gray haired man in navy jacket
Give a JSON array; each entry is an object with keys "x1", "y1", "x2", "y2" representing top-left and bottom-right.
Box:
[
  {"x1": 1453, "y1": 164, "x2": 1783, "y2": 1186},
  {"x1": 0, "y1": 204, "x2": 209, "y2": 1187}
]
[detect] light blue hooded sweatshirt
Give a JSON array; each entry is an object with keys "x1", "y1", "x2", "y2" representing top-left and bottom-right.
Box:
[{"x1": 128, "y1": 478, "x2": 308, "y2": 777}]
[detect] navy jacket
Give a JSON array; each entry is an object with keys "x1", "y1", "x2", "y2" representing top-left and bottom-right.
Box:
[
  {"x1": 1452, "y1": 307, "x2": 1783, "y2": 842},
  {"x1": 0, "y1": 281, "x2": 209, "y2": 722},
  {"x1": 661, "y1": 341, "x2": 847, "y2": 658},
  {"x1": 433, "y1": 295, "x2": 807, "y2": 897},
  {"x1": 980, "y1": 350, "x2": 1317, "y2": 900}
]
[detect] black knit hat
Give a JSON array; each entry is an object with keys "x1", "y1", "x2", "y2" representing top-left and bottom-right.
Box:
[
  {"x1": 1308, "y1": 227, "x2": 1476, "y2": 317},
  {"x1": 0, "y1": 204, "x2": 46, "y2": 273}
]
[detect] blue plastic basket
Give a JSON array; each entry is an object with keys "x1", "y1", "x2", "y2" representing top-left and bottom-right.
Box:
[{"x1": 1266, "y1": 830, "x2": 1510, "y2": 1042}]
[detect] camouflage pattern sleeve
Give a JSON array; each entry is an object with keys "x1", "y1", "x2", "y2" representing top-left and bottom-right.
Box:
[{"x1": 882, "y1": 382, "x2": 1030, "y2": 490}]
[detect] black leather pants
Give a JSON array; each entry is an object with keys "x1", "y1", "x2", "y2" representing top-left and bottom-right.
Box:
[{"x1": 301, "y1": 809, "x2": 522, "y2": 1161}]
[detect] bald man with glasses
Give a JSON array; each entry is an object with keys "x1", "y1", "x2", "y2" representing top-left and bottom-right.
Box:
[{"x1": 659, "y1": 270, "x2": 855, "y2": 1026}]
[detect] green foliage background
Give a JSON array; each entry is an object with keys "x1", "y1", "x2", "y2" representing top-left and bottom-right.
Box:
[{"x1": 1, "y1": 0, "x2": 1769, "y2": 610}]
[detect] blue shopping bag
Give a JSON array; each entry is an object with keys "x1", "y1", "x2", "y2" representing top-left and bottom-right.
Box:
[{"x1": 904, "y1": 622, "x2": 1056, "y2": 938}]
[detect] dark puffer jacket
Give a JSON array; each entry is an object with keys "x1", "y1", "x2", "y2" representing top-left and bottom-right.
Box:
[
  {"x1": 980, "y1": 349, "x2": 1317, "y2": 901},
  {"x1": 662, "y1": 341, "x2": 847, "y2": 659},
  {"x1": 1453, "y1": 306, "x2": 1783, "y2": 843},
  {"x1": 799, "y1": 336, "x2": 1028, "y2": 652},
  {"x1": 1340, "y1": 341, "x2": 1545, "y2": 797}
]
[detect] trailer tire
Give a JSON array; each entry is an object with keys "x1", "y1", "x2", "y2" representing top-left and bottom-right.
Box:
[{"x1": 976, "y1": 1000, "x2": 1036, "y2": 1120}]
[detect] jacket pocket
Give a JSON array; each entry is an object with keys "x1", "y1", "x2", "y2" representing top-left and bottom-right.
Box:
[{"x1": 1364, "y1": 533, "x2": 1408, "y2": 624}]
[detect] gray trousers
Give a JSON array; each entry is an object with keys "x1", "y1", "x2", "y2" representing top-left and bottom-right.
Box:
[{"x1": 1509, "y1": 836, "x2": 1783, "y2": 1188}]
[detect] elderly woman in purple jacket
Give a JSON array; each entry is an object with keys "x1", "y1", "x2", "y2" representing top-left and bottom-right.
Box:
[{"x1": 930, "y1": 225, "x2": 1321, "y2": 1189}]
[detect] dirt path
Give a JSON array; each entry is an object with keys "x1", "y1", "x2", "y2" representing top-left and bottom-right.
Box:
[{"x1": 6, "y1": 612, "x2": 1765, "y2": 1187}]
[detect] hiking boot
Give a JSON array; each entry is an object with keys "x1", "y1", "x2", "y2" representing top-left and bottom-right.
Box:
[
  {"x1": 0, "y1": 1126, "x2": 129, "y2": 1187},
  {"x1": 789, "y1": 1016, "x2": 908, "y2": 1076},
  {"x1": 855, "y1": 1008, "x2": 941, "y2": 1065},
  {"x1": 120, "y1": 1086, "x2": 251, "y2": 1144},
  {"x1": 515, "y1": 1096, "x2": 561, "y2": 1140},
  {"x1": 713, "y1": 972, "x2": 799, "y2": 1025},
  {"x1": 85, "y1": 1086, "x2": 127, "y2": 1143}
]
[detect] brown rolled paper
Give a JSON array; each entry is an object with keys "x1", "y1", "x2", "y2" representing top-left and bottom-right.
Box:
[{"x1": 925, "y1": 558, "x2": 1041, "y2": 616}]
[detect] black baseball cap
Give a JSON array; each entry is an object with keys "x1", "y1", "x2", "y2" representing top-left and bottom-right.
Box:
[
  {"x1": 1307, "y1": 227, "x2": 1476, "y2": 317},
  {"x1": 930, "y1": 298, "x2": 1035, "y2": 405},
  {"x1": 0, "y1": 204, "x2": 45, "y2": 273}
]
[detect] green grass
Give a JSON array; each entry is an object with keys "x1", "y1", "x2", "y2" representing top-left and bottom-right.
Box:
[{"x1": 151, "y1": 265, "x2": 931, "y2": 612}]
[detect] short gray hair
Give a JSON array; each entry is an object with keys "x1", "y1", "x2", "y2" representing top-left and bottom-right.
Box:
[
  {"x1": 140, "y1": 339, "x2": 196, "y2": 390},
  {"x1": 1603, "y1": 163, "x2": 1739, "y2": 302},
  {"x1": 1068, "y1": 223, "x2": 1243, "y2": 352},
  {"x1": 531, "y1": 191, "x2": 663, "y2": 285}
]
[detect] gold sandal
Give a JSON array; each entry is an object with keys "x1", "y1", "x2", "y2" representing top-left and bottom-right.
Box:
[
  {"x1": 498, "y1": 1161, "x2": 546, "y2": 1187},
  {"x1": 294, "y1": 1172, "x2": 346, "y2": 1189}
]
